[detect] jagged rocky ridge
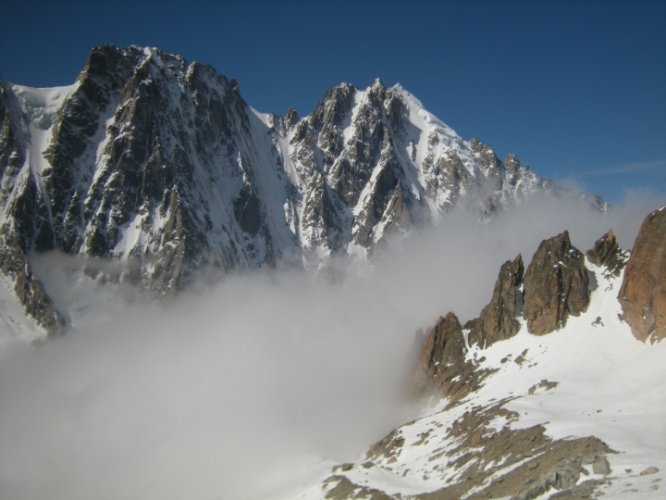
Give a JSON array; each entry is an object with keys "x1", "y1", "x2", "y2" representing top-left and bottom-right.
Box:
[
  {"x1": 0, "y1": 45, "x2": 605, "y2": 333},
  {"x1": 416, "y1": 229, "x2": 595, "y2": 404},
  {"x1": 412, "y1": 215, "x2": 666, "y2": 403},
  {"x1": 317, "y1": 209, "x2": 666, "y2": 499}
]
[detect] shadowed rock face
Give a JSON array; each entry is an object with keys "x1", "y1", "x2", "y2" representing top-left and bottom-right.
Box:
[
  {"x1": 0, "y1": 235, "x2": 66, "y2": 333},
  {"x1": 619, "y1": 207, "x2": 666, "y2": 342},
  {"x1": 523, "y1": 231, "x2": 590, "y2": 335},
  {"x1": 467, "y1": 254, "x2": 524, "y2": 347},
  {"x1": 586, "y1": 229, "x2": 626, "y2": 276},
  {"x1": 413, "y1": 312, "x2": 479, "y2": 403}
]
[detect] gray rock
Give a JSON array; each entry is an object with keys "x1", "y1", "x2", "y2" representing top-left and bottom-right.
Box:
[
  {"x1": 639, "y1": 465, "x2": 659, "y2": 476},
  {"x1": 592, "y1": 455, "x2": 611, "y2": 475}
]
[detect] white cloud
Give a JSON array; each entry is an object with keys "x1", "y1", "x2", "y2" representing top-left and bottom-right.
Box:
[{"x1": 0, "y1": 195, "x2": 664, "y2": 499}]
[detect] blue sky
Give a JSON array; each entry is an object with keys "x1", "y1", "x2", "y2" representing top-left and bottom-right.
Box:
[{"x1": 1, "y1": 0, "x2": 664, "y2": 203}]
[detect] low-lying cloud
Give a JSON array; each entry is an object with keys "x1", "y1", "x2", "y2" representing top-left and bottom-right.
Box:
[{"x1": 0, "y1": 192, "x2": 663, "y2": 499}]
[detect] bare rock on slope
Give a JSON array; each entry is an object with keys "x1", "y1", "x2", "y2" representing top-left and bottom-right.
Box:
[
  {"x1": 413, "y1": 312, "x2": 480, "y2": 403},
  {"x1": 467, "y1": 254, "x2": 524, "y2": 348},
  {"x1": 619, "y1": 206, "x2": 666, "y2": 342},
  {"x1": 325, "y1": 398, "x2": 614, "y2": 500},
  {"x1": 523, "y1": 231, "x2": 590, "y2": 335},
  {"x1": 586, "y1": 229, "x2": 626, "y2": 276},
  {"x1": 416, "y1": 405, "x2": 613, "y2": 500}
]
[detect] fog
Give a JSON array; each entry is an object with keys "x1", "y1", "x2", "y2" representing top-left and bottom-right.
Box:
[{"x1": 0, "y1": 192, "x2": 663, "y2": 499}]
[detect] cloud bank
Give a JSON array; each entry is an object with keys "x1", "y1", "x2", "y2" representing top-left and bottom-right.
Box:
[{"x1": 0, "y1": 192, "x2": 663, "y2": 499}]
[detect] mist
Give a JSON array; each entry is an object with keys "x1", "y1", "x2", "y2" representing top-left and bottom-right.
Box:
[{"x1": 0, "y1": 192, "x2": 663, "y2": 500}]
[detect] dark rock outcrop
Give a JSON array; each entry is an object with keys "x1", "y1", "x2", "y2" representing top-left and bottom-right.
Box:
[
  {"x1": 523, "y1": 231, "x2": 590, "y2": 335},
  {"x1": 413, "y1": 312, "x2": 480, "y2": 403},
  {"x1": 586, "y1": 229, "x2": 626, "y2": 276},
  {"x1": 619, "y1": 207, "x2": 666, "y2": 342},
  {"x1": 467, "y1": 254, "x2": 524, "y2": 347}
]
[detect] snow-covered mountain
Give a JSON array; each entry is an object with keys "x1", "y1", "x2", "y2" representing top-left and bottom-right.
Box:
[
  {"x1": 0, "y1": 41, "x2": 663, "y2": 496},
  {"x1": 0, "y1": 45, "x2": 604, "y2": 333}
]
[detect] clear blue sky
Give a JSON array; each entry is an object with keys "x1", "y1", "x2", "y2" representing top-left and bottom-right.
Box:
[{"x1": 1, "y1": 0, "x2": 664, "y2": 203}]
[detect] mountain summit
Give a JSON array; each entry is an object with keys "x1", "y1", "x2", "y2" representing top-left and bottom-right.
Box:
[{"x1": 0, "y1": 45, "x2": 603, "y2": 332}]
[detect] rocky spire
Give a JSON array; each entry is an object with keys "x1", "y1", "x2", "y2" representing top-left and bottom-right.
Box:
[
  {"x1": 467, "y1": 254, "x2": 524, "y2": 347},
  {"x1": 586, "y1": 230, "x2": 626, "y2": 276},
  {"x1": 413, "y1": 312, "x2": 480, "y2": 403},
  {"x1": 523, "y1": 231, "x2": 590, "y2": 335},
  {"x1": 285, "y1": 107, "x2": 299, "y2": 128},
  {"x1": 619, "y1": 207, "x2": 666, "y2": 342}
]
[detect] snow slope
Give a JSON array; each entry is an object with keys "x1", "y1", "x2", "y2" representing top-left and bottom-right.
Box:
[{"x1": 11, "y1": 84, "x2": 78, "y2": 176}]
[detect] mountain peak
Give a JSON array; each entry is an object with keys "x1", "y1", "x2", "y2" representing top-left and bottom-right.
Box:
[
  {"x1": 0, "y1": 45, "x2": 605, "y2": 332},
  {"x1": 370, "y1": 77, "x2": 385, "y2": 89}
]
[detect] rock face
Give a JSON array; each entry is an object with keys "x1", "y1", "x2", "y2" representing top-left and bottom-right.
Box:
[
  {"x1": 467, "y1": 254, "x2": 524, "y2": 347},
  {"x1": 0, "y1": 236, "x2": 66, "y2": 333},
  {"x1": 586, "y1": 229, "x2": 626, "y2": 276},
  {"x1": 523, "y1": 231, "x2": 590, "y2": 335},
  {"x1": 413, "y1": 312, "x2": 478, "y2": 402},
  {"x1": 619, "y1": 207, "x2": 666, "y2": 342},
  {"x1": 0, "y1": 78, "x2": 67, "y2": 332},
  {"x1": 0, "y1": 45, "x2": 605, "y2": 332}
]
